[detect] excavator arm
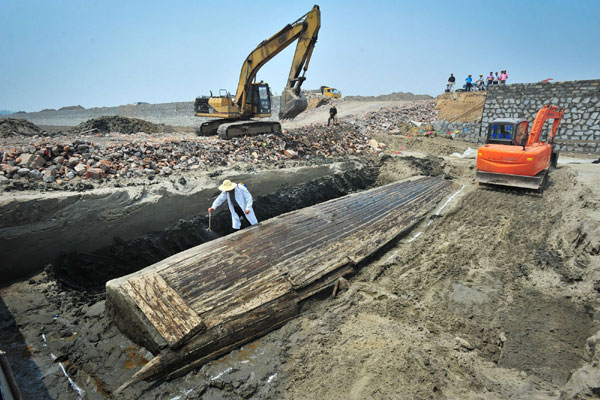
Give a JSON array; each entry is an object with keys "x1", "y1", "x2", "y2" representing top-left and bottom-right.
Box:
[
  {"x1": 233, "y1": 5, "x2": 321, "y2": 119},
  {"x1": 526, "y1": 104, "x2": 564, "y2": 146}
]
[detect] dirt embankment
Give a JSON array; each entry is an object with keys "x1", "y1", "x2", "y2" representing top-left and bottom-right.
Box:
[
  {"x1": 344, "y1": 92, "x2": 433, "y2": 101},
  {"x1": 435, "y1": 91, "x2": 486, "y2": 122}
]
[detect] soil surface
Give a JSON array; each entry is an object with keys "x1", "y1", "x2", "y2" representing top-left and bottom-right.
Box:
[
  {"x1": 1, "y1": 100, "x2": 599, "y2": 400},
  {"x1": 435, "y1": 92, "x2": 487, "y2": 122}
]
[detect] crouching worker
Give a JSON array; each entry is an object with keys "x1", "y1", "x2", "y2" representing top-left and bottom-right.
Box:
[{"x1": 208, "y1": 179, "x2": 258, "y2": 230}]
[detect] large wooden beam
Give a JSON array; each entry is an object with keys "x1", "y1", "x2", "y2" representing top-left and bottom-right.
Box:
[{"x1": 107, "y1": 176, "x2": 452, "y2": 391}]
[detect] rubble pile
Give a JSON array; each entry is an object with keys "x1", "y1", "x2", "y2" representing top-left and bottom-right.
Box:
[
  {"x1": 0, "y1": 118, "x2": 44, "y2": 137},
  {"x1": 71, "y1": 116, "x2": 174, "y2": 134},
  {"x1": 0, "y1": 123, "x2": 376, "y2": 185},
  {"x1": 349, "y1": 102, "x2": 439, "y2": 134}
]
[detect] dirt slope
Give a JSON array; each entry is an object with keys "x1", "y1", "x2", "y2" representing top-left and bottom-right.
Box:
[
  {"x1": 435, "y1": 92, "x2": 486, "y2": 122},
  {"x1": 281, "y1": 164, "x2": 600, "y2": 399}
]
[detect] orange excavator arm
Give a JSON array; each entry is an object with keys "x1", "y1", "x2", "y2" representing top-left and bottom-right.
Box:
[{"x1": 526, "y1": 104, "x2": 565, "y2": 147}]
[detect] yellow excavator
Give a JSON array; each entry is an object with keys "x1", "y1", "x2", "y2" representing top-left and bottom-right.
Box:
[{"x1": 194, "y1": 5, "x2": 321, "y2": 139}]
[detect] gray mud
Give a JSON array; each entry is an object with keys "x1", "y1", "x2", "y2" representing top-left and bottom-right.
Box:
[{"x1": 1, "y1": 153, "x2": 599, "y2": 400}]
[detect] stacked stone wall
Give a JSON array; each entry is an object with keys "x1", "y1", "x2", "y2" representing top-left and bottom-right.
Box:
[{"x1": 436, "y1": 80, "x2": 600, "y2": 153}]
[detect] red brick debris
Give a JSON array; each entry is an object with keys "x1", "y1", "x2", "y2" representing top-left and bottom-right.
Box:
[{"x1": 0, "y1": 123, "x2": 377, "y2": 184}]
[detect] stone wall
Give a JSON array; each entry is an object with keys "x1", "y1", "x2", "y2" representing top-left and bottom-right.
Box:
[
  {"x1": 436, "y1": 80, "x2": 600, "y2": 153},
  {"x1": 482, "y1": 80, "x2": 600, "y2": 153}
]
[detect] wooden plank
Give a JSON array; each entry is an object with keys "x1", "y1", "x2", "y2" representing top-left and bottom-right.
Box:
[
  {"x1": 116, "y1": 293, "x2": 299, "y2": 392},
  {"x1": 161, "y1": 181, "x2": 415, "y2": 291},
  {"x1": 163, "y1": 178, "x2": 431, "y2": 299},
  {"x1": 284, "y1": 180, "x2": 450, "y2": 288},
  {"x1": 121, "y1": 273, "x2": 205, "y2": 349},
  {"x1": 108, "y1": 176, "x2": 455, "y2": 390}
]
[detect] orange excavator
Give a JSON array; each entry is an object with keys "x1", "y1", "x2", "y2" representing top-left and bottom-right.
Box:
[{"x1": 476, "y1": 104, "x2": 564, "y2": 191}]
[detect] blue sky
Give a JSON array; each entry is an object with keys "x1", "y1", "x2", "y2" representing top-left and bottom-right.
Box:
[{"x1": 1, "y1": 0, "x2": 599, "y2": 111}]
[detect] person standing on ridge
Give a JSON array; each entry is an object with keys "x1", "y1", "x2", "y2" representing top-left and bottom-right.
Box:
[
  {"x1": 208, "y1": 179, "x2": 258, "y2": 230},
  {"x1": 500, "y1": 70, "x2": 509, "y2": 85},
  {"x1": 465, "y1": 75, "x2": 473, "y2": 92},
  {"x1": 476, "y1": 74, "x2": 485, "y2": 91},
  {"x1": 447, "y1": 73, "x2": 456, "y2": 92},
  {"x1": 328, "y1": 104, "x2": 338, "y2": 126},
  {"x1": 486, "y1": 72, "x2": 494, "y2": 87},
  {"x1": 493, "y1": 72, "x2": 499, "y2": 85}
]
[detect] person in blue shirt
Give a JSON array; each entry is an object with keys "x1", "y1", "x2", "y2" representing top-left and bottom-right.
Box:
[{"x1": 465, "y1": 75, "x2": 473, "y2": 92}]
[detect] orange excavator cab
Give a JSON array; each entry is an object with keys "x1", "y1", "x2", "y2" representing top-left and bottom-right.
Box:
[{"x1": 476, "y1": 104, "x2": 564, "y2": 191}]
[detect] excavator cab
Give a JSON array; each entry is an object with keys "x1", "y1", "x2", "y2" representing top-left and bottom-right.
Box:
[
  {"x1": 247, "y1": 82, "x2": 272, "y2": 117},
  {"x1": 486, "y1": 119, "x2": 529, "y2": 146}
]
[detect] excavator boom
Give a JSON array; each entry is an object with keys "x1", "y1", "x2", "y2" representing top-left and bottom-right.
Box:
[
  {"x1": 233, "y1": 5, "x2": 320, "y2": 119},
  {"x1": 194, "y1": 5, "x2": 321, "y2": 137},
  {"x1": 526, "y1": 105, "x2": 564, "y2": 147}
]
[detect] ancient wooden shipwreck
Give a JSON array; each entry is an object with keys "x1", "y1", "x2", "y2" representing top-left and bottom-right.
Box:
[{"x1": 106, "y1": 176, "x2": 452, "y2": 390}]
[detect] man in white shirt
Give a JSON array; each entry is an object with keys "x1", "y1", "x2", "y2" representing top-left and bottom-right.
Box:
[{"x1": 208, "y1": 179, "x2": 259, "y2": 230}]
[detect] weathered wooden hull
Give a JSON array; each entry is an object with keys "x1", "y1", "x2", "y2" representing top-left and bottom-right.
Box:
[{"x1": 106, "y1": 176, "x2": 452, "y2": 389}]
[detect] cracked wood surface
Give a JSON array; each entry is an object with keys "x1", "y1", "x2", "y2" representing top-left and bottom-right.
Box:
[{"x1": 107, "y1": 176, "x2": 452, "y2": 388}]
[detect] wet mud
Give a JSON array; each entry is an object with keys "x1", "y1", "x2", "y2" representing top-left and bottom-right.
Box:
[{"x1": 1, "y1": 152, "x2": 599, "y2": 400}]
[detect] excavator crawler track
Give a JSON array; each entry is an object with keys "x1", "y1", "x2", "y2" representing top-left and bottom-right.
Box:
[
  {"x1": 217, "y1": 120, "x2": 281, "y2": 139},
  {"x1": 476, "y1": 168, "x2": 549, "y2": 192}
]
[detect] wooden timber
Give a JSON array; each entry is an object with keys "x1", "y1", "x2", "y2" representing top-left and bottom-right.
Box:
[{"x1": 107, "y1": 176, "x2": 452, "y2": 391}]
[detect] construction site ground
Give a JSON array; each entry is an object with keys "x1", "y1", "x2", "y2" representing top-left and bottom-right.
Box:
[{"x1": 1, "y1": 99, "x2": 599, "y2": 399}]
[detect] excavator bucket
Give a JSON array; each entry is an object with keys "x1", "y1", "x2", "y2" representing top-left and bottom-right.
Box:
[
  {"x1": 476, "y1": 169, "x2": 549, "y2": 191},
  {"x1": 279, "y1": 88, "x2": 308, "y2": 120}
]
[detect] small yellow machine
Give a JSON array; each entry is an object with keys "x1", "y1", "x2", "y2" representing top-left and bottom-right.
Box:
[
  {"x1": 195, "y1": 5, "x2": 321, "y2": 138},
  {"x1": 320, "y1": 86, "x2": 342, "y2": 98}
]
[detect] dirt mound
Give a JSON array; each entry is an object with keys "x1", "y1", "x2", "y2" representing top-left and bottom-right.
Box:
[
  {"x1": 0, "y1": 118, "x2": 44, "y2": 137},
  {"x1": 59, "y1": 105, "x2": 85, "y2": 111},
  {"x1": 435, "y1": 91, "x2": 486, "y2": 122},
  {"x1": 72, "y1": 116, "x2": 174, "y2": 134},
  {"x1": 344, "y1": 92, "x2": 433, "y2": 101}
]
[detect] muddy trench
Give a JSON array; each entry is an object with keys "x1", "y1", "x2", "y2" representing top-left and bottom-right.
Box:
[
  {"x1": 3, "y1": 155, "x2": 597, "y2": 400},
  {"x1": 52, "y1": 161, "x2": 381, "y2": 291},
  {"x1": 1, "y1": 156, "x2": 452, "y2": 400}
]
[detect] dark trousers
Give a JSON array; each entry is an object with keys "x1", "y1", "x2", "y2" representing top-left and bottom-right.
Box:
[{"x1": 466, "y1": 83, "x2": 472, "y2": 92}]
